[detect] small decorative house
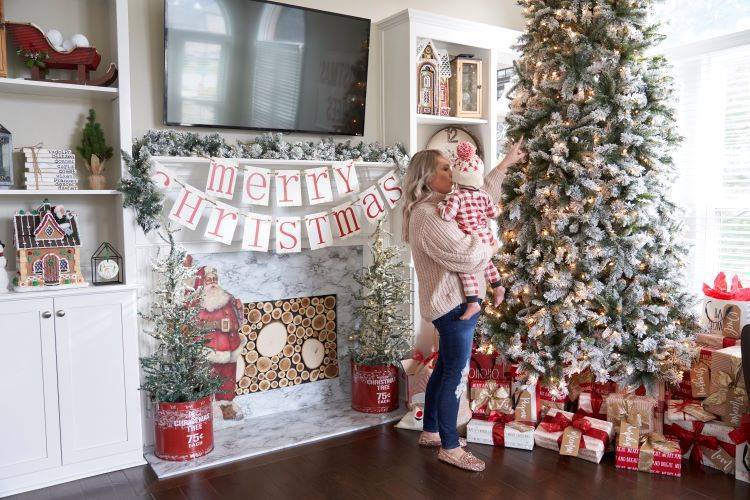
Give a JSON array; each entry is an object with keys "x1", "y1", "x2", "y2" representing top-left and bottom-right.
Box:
[
  {"x1": 416, "y1": 39, "x2": 451, "y2": 116},
  {"x1": 12, "y1": 199, "x2": 88, "y2": 291}
]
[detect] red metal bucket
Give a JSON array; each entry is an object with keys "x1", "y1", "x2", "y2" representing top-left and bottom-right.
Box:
[
  {"x1": 351, "y1": 360, "x2": 399, "y2": 413},
  {"x1": 154, "y1": 396, "x2": 214, "y2": 461}
]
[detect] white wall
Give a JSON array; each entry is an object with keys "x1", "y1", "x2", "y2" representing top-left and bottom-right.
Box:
[{"x1": 127, "y1": 0, "x2": 523, "y2": 142}]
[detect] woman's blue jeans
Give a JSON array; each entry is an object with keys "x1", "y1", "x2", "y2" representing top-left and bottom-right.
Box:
[{"x1": 422, "y1": 303, "x2": 479, "y2": 449}]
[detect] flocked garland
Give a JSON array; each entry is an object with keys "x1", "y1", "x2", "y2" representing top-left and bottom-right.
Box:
[{"x1": 119, "y1": 130, "x2": 409, "y2": 234}]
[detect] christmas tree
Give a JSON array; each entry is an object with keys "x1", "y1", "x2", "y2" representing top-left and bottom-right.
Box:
[
  {"x1": 350, "y1": 221, "x2": 412, "y2": 366},
  {"x1": 77, "y1": 108, "x2": 113, "y2": 163},
  {"x1": 140, "y1": 225, "x2": 222, "y2": 403},
  {"x1": 485, "y1": 0, "x2": 699, "y2": 393}
]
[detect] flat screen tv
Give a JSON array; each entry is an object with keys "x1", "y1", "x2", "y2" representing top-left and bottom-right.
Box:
[{"x1": 164, "y1": 0, "x2": 370, "y2": 136}]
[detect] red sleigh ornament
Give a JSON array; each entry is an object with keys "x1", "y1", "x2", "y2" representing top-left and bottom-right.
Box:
[{"x1": 3, "y1": 22, "x2": 117, "y2": 86}]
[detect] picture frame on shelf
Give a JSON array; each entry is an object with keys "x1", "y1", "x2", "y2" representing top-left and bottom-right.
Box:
[
  {"x1": 0, "y1": 123, "x2": 13, "y2": 189},
  {"x1": 91, "y1": 241, "x2": 122, "y2": 286},
  {"x1": 450, "y1": 55, "x2": 483, "y2": 119}
]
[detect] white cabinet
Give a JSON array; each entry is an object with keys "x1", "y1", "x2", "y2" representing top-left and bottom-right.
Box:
[
  {"x1": 0, "y1": 299, "x2": 61, "y2": 480},
  {"x1": 0, "y1": 288, "x2": 144, "y2": 497}
]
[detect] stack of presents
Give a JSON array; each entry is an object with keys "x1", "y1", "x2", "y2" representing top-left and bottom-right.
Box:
[{"x1": 397, "y1": 272, "x2": 750, "y2": 482}]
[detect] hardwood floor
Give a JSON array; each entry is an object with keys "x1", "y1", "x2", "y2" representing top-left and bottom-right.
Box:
[{"x1": 12, "y1": 424, "x2": 750, "y2": 499}]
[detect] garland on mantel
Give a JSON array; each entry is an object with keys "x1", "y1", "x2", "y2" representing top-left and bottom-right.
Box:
[{"x1": 119, "y1": 130, "x2": 409, "y2": 234}]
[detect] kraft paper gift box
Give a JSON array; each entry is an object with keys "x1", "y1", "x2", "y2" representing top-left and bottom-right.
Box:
[
  {"x1": 606, "y1": 394, "x2": 658, "y2": 436},
  {"x1": 533, "y1": 408, "x2": 614, "y2": 464},
  {"x1": 470, "y1": 378, "x2": 514, "y2": 420},
  {"x1": 615, "y1": 431, "x2": 682, "y2": 477},
  {"x1": 731, "y1": 415, "x2": 750, "y2": 483},
  {"x1": 704, "y1": 345, "x2": 748, "y2": 427},
  {"x1": 666, "y1": 400, "x2": 717, "y2": 423},
  {"x1": 663, "y1": 417, "x2": 737, "y2": 475},
  {"x1": 696, "y1": 332, "x2": 741, "y2": 349},
  {"x1": 466, "y1": 418, "x2": 535, "y2": 450}
]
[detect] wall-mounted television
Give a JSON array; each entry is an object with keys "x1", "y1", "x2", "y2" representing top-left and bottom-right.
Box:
[{"x1": 164, "y1": 0, "x2": 370, "y2": 136}]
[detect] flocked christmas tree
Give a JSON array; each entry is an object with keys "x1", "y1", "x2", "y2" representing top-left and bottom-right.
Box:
[
  {"x1": 350, "y1": 220, "x2": 412, "y2": 367},
  {"x1": 140, "y1": 224, "x2": 222, "y2": 403},
  {"x1": 484, "y1": 0, "x2": 699, "y2": 394}
]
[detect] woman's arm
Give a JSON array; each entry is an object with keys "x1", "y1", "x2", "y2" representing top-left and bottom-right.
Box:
[
  {"x1": 412, "y1": 207, "x2": 494, "y2": 274},
  {"x1": 483, "y1": 139, "x2": 526, "y2": 203}
]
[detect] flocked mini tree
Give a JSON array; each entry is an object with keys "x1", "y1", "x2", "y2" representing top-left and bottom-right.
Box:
[
  {"x1": 140, "y1": 224, "x2": 222, "y2": 403},
  {"x1": 350, "y1": 221, "x2": 412, "y2": 367},
  {"x1": 484, "y1": 0, "x2": 699, "y2": 394}
]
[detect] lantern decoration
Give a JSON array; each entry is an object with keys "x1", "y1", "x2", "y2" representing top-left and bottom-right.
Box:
[
  {"x1": 450, "y1": 55, "x2": 483, "y2": 118},
  {"x1": 0, "y1": 123, "x2": 12, "y2": 188},
  {"x1": 416, "y1": 39, "x2": 451, "y2": 116},
  {"x1": 91, "y1": 241, "x2": 122, "y2": 286}
]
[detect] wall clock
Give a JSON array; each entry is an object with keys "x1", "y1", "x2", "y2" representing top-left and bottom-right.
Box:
[{"x1": 425, "y1": 126, "x2": 482, "y2": 166}]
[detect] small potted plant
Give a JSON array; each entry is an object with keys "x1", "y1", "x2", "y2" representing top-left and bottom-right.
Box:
[
  {"x1": 140, "y1": 224, "x2": 223, "y2": 461},
  {"x1": 76, "y1": 108, "x2": 113, "y2": 189},
  {"x1": 350, "y1": 220, "x2": 412, "y2": 413}
]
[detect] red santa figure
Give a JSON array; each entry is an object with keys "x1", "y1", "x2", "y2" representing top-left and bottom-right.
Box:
[{"x1": 192, "y1": 264, "x2": 246, "y2": 420}]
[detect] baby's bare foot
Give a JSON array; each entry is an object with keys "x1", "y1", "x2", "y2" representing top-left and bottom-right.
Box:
[
  {"x1": 460, "y1": 302, "x2": 481, "y2": 320},
  {"x1": 493, "y1": 286, "x2": 506, "y2": 307}
]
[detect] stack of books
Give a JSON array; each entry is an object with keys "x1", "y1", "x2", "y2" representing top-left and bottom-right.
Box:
[{"x1": 23, "y1": 148, "x2": 79, "y2": 190}]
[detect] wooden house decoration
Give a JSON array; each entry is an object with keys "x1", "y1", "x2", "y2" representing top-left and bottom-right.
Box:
[
  {"x1": 12, "y1": 199, "x2": 88, "y2": 291},
  {"x1": 416, "y1": 39, "x2": 451, "y2": 116},
  {"x1": 450, "y1": 55, "x2": 483, "y2": 118}
]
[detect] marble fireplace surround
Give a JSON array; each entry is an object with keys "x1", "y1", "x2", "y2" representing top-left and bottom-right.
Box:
[
  {"x1": 193, "y1": 245, "x2": 364, "y2": 430},
  {"x1": 144, "y1": 245, "x2": 406, "y2": 478}
]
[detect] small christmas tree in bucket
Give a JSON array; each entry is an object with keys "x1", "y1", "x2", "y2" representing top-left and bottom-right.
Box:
[
  {"x1": 140, "y1": 224, "x2": 222, "y2": 461},
  {"x1": 350, "y1": 220, "x2": 412, "y2": 413},
  {"x1": 77, "y1": 108, "x2": 113, "y2": 190}
]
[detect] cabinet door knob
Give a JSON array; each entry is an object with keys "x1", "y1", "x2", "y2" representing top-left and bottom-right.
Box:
[
  {"x1": 42, "y1": 311, "x2": 52, "y2": 319},
  {"x1": 56, "y1": 310, "x2": 66, "y2": 317}
]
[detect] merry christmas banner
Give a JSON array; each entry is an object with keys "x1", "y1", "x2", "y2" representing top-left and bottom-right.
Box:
[{"x1": 152, "y1": 158, "x2": 402, "y2": 252}]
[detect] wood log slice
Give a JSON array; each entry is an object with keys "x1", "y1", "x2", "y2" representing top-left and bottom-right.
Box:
[
  {"x1": 245, "y1": 351, "x2": 259, "y2": 363},
  {"x1": 324, "y1": 296, "x2": 336, "y2": 308},
  {"x1": 257, "y1": 356, "x2": 272, "y2": 372},
  {"x1": 244, "y1": 365, "x2": 257, "y2": 377},
  {"x1": 282, "y1": 345, "x2": 294, "y2": 357},
  {"x1": 248, "y1": 309, "x2": 262, "y2": 324},
  {"x1": 312, "y1": 315, "x2": 326, "y2": 330},
  {"x1": 263, "y1": 303, "x2": 273, "y2": 313},
  {"x1": 259, "y1": 380, "x2": 271, "y2": 391},
  {"x1": 279, "y1": 358, "x2": 292, "y2": 371},
  {"x1": 282, "y1": 311, "x2": 294, "y2": 324},
  {"x1": 325, "y1": 365, "x2": 339, "y2": 378}
]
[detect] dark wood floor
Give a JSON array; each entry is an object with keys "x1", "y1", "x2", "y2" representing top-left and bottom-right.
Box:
[{"x1": 12, "y1": 424, "x2": 750, "y2": 499}]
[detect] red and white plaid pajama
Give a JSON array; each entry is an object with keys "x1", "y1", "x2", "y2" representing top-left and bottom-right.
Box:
[{"x1": 438, "y1": 187, "x2": 501, "y2": 298}]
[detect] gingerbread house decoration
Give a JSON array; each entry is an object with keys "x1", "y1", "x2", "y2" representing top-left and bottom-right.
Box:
[
  {"x1": 12, "y1": 199, "x2": 88, "y2": 291},
  {"x1": 416, "y1": 39, "x2": 451, "y2": 116}
]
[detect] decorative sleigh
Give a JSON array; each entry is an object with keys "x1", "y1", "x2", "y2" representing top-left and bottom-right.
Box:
[{"x1": 3, "y1": 21, "x2": 117, "y2": 86}]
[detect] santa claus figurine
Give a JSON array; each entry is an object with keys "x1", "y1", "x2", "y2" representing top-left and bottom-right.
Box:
[{"x1": 192, "y1": 264, "x2": 246, "y2": 420}]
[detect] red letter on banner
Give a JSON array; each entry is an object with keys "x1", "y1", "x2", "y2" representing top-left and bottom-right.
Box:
[
  {"x1": 304, "y1": 212, "x2": 333, "y2": 250},
  {"x1": 241, "y1": 213, "x2": 272, "y2": 252},
  {"x1": 169, "y1": 184, "x2": 207, "y2": 230},
  {"x1": 276, "y1": 217, "x2": 302, "y2": 253},
  {"x1": 275, "y1": 171, "x2": 302, "y2": 207},
  {"x1": 204, "y1": 201, "x2": 239, "y2": 245},
  {"x1": 377, "y1": 170, "x2": 403, "y2": 209},
  {"x1": 358, "y1": 186, "x2": 387, "y2": 223},
  {"x1": 205, "y1": 158, "x2": 238, "y2": 200},
  {"x1": 242, "y1": 166, "x2": 270, "y2": 206},
  {"x1": 332, "y1": 161, "x2": 359, "y2": 195},
  {"x1": 330, "y1": 203, "x2": 362, "y2": 239}
]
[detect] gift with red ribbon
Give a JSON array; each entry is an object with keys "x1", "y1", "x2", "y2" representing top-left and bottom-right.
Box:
[
  {"x1": 664, "y1": 419, "x2": 737, "y2": 474},
  {"x1": 615, "y1": 432, "x2": 682, "y2": 477},
  {"x1": 469, "y1": 378, "x2": 514, "y2": 420},
  {"x1": 577, "y1": 381, "x2": 618, "y2": 419},
  {"x1": 466, "y1": 415, "x2": 535, "y2": 450},
  {"x1": 702, "y1": 272, "x2": 750, "y2": 338},
  {"x1": 533, "y1": 408, "x2": 614, "y2": 463},
  {"x1": 666, "y1": 399, "x2": 717, "y2": 422},
  {"x1": 730, "y1": 414, "x2": 750, "y2": 483},
  {"x1": 696, "y1": 332, "x2": 741, "y2": 349}
]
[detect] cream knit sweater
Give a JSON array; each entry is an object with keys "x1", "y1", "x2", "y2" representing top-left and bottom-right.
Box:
[{"x1": 408, "y1": 166, "x2": 504, "y2": 322}]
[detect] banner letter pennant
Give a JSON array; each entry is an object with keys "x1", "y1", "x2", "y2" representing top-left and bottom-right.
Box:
[
  {"x1": 276, "y1": 216, "x2": 302, "y2": 253},
  {"x1": 377, "y1": 170, "x2": 403, "y2": 209},
  {"x1": 305, "y1": 166, "x2": 334, "y2": 205},
  {"x1": 330, "y1": 202, "x2": 362, "y2": 239},
  {"x1": 358, "y1": 185, "x2": 387, "y2": 223},
  {"x1": 242, "y1": 212, "x2": 273, "y2": 252},
  {"x1": 242, "y1": 166, "x2": 271, "y2": 206},
  {"x1": 169, "y1": 184, "x2": 207, "y2": 230},
  {"x1": 275, "y1": 170, "x2": 303, "y2": 207},
  {"x1": 151, "y1": 161, "x2": 174, "y2": 189},
  {"x1": 304, "y1": 212, "x2": 333, "y2": 250},
  {"x1": 332, "y1": 160, "x2": 359, "y2": 196},
  {"x1": 204, "y1": 200, "x2": 239, "y2": 245},
  {"x1": 206, "y1": 157, "x2": 238, "y2": 200}
]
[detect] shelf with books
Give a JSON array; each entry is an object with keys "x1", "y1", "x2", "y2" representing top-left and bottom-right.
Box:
[{"x1": 0, "y1": 189, "x2": 120, "y2": 196}]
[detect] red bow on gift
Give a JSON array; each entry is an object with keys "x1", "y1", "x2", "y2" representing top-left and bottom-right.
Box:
[
  {"x1": 539, "y1": 411, "x2": 610, "y2": 450},
  {"x1": 412, "y1": 351, "x2": 438, "y2": 371},
  {"x1": 490, "y1": 417, "x2": 534, "y2": 446},
  {"x1": 703, "y1": 272, "x2": 750, "y2": 300},
  {"x1": 729, "y1": 415, "x2": 750, "y2": 445},
  {"x1": 664, "y1": 422, "x2": 736, "y2": 465}
]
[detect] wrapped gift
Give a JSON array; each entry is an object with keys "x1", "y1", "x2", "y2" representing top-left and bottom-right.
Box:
[
  {"x1": 664, "y1": 418, "x2": 737, "y2": 474},
  {"x1": 469, "y1": 348, "x2": 504, "y2": 380},
  {"x1": 704, "y1": 345, "x2": 748, "y2": 427},
  {"x1": 731, "y1": 415, "x2": 750, "y2": 483},
  {"x1": 666, "y1": 400, "x2": 717, "y2": 422},
  {"x1": 539, "y1": 385, "x2": 568, "y2": 419},
  {"x1": 400, "y1": 351, "x2": 438, "y2": 408},
  {"x1": 470, "y1": 378, "x2": 513, "y2": 420},
  {"x1": 615, "y1": 432, "x2": 682, "y2": 477},
  {"x1": 578, "y1": 382, "x2": 618, "y2": 419},
  {"x1": 466, "y1": 417, "x2": 535, "y2": 450},
  {"x1": 534, "y1": 408, "x2": 614, "y2": 463},
  {"x1": 607, "y1": 393, "x2": 658, "y2": 436},
  {"x1": 511, "y1": 379, "x2": 539, "y2": 423},
  {"x1": 702, "y1": 272, "x2": 750, "y2": 339},
  {"x1": 696, "y1": 332, "x2": 740, "y2": 349}
]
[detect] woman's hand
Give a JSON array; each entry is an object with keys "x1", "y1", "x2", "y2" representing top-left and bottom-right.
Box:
[{"x1": 495, "y1": 138, "x2": 527, "y2": 173}]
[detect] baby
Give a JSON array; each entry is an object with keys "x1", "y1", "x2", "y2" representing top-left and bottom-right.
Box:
[{"x1": 438, "y1": 141, "x2": 504, "y2": 319}]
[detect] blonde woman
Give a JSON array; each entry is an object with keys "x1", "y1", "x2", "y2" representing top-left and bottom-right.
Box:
[{"x1": 402, "y1": 141, "x2": 525, "y2": 472}]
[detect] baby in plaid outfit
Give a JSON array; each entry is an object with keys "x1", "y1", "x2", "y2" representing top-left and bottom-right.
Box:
[{"x1": 438, "y1": 141, "x2": 504, "y2": 320}]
